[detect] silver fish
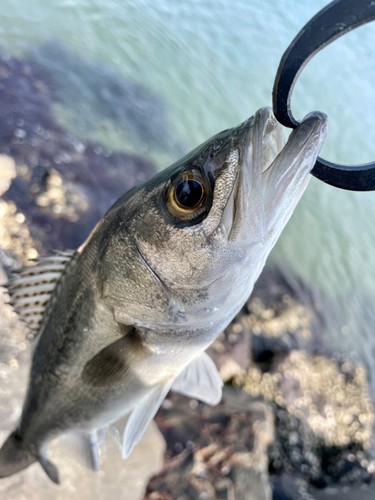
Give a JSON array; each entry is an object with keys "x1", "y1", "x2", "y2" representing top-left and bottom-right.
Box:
[{"x1": 0, "y1": 107, "x2": 327, "y2": 483}]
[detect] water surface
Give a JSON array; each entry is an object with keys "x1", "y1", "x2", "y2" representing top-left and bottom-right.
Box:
[{"x1": 1, "y1": 0, "x2": 375, "y2": 370}]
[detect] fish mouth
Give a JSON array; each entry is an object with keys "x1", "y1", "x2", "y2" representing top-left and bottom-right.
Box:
[
  {"x1": 220, "y1": 108, "x2": 327, "y2": 246},
  {"x1": 220, "y1": 107, "x2": 284, "y2": 243}
]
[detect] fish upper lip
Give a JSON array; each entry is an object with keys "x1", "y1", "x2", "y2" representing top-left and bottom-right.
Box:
[
  {"x1": 221, "y1": 125, "x2": 254, "y2": 244},
  {"x1": 217, "y1": 119, "x2": 255, "y2": 243}
]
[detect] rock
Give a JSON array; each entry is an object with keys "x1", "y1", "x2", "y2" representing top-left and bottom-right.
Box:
[
  {"x1": 206, "y1": 312, "x2": 251, "y2": 380},
  {"x1": 236, "y1": 351, "x2": 374, "y2": 450},
  {"x1": 0, "y1": 54, "x2": 157, "y2": 256},
  {"x1": 142, "y1": 266, "x2": 375, "y2": 497},
  {"x1": 0, "y1": 265, "x2": 30, "y2": 432},
  {"x1": 272, "y1": 474, "x2": 375, "y2": 500},
  {"x1": 0, "y1": 199, "x2": 38, "y2": 266},
  {"x1": 0, "y1": 155, "x2": 16, "y2": 196},
  {"x1": 233, "y1": 349, "x2": 375, "y2": 488},
  {"x1": 0, "y1": 263, "x2": 166, "y2": 499},
  {"x1": 0, "y1": 50, "x2": 165, "y2": 499},
  {"x1": 29, "y1": 42, "x2": 179, "y2": 155},
  {"x1": 0, "y1": 421, "x2": 165, "y2": 500},
  {"x1": 271, "y1": 474, "x2": 310, "y2": 500},
  {"x1": 207, "y1": 266, "x2": 332, "y2": 380},
  {"x1": 311, "y1": 484, "x2": 375, "y2": 500},
  {"x1": 143, "y1": 387, "x2": 274, "y2": 500},
  {"x1": 246, "y1": 267, "x2": 331, "y2": 368}
]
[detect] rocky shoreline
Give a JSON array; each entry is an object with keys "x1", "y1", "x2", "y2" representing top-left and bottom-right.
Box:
[
  {"x1": 0, "y1": 52, "x2": 156, "y2": 259},
  {"x1": 142, "y1": 268, "x2": 375, "y2": 500},
  {"x1": 0, "y1": 49, "x2": 374, "y2": 499}
]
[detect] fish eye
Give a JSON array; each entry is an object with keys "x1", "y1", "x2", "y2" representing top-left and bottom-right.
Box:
[
  {"x1": 176, "y1": 178, "x2": 203, "y2": 208},
  {"x1": 165, "y1": 168, "x2": 210, "y2": 221}
]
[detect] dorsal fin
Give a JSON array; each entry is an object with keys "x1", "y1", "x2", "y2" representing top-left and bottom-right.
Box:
[{"x1": 6, "y1": 250, "x2": 76, "y2": 339}]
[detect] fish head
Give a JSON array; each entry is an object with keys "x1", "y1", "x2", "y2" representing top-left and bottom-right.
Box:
[{"x1": 97, "y1": 107, "x2": 326, "y2": 335}]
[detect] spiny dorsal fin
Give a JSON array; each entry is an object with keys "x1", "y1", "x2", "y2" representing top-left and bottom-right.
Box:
[{"x1": 6, "y1": 250, "x2": 75, "y2": 339}]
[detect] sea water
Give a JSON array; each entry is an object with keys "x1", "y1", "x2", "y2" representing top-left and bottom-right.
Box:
[{"x1": 1, "y1": 0, "x2": 375, "y2": 374}]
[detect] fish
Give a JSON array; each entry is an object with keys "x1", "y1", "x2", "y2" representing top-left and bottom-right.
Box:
[{"x1": 0, "y1": 107, "x2": 327, "y2": 484}]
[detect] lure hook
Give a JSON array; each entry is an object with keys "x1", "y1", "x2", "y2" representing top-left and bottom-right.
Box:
[{"x1": 273, "y1": 0, "x2": 375, "y2": 191}]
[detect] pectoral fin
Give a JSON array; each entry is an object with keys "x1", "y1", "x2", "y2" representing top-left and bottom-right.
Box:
[
  {"x1": 82, "y1": 330, "x2": 150, "y2": 387},
  {"x1": 122, "y1": 379, "x2": 173, "y2": 459},
  {"x1": 172, "y1": 352, "x2": 223, "y2": 405}
]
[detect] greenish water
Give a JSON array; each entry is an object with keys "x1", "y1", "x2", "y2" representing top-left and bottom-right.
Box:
[{"x1": 1, "y1": 1, "x2": 375, "y2": 367}]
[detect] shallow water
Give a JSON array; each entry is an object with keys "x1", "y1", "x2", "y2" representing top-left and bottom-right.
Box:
[{"x1": 1, "y1": 1, "x2": 375, "y2": 371}]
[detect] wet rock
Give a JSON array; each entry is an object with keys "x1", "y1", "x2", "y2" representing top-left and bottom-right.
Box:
[
  {"x1": 0, "y1": 155, "x2": 16, "y2": 196},
  {"x1": 272, "y1": 474, "x2": 375, "y2": 500},
  {"x1": 0, "y1": 262, "x2": 166, "y2": 499},
  {"x1": 247, "y1": 267, "x2": 331, "y2": 367},
  {"x1": 144, "y1": 387, "x2": 274, "y2": 500},
  {"x1": 0, "y1": 54, "x2": 156, "y2": 257},
  {"x1": 271, "y1": 474, "x2": 311, "y2": 500},
  {"x1": 233, "y1": 343, "x2": 375, "y2": 489},
  {"x1": 0, "y1": 421, "x2": 165, "y2": 500},
  {"x1": 0, "y1": 51, "x2": 165, "y2": 498},
  {"x1": 207, "y1": 319, "x2": 251, "y2": 382},
  {"x1": 29, "y1": 42, "x2": 177, "y2": 154},
  {"x1": 311, "y1": 483, "x2": 375, "y2": 500},
  {"x1": 0, "y1": 200, "x2": 38, "y2": 266},
  {"x1": 150, "y1": 267, "x2": 375, "y2": 497},
  {"x1": 236, "y1": 351, "x2": 374, "y2": 450},
  {"x1": 0, "y1": 265, "x2": 30, "y2": 431},
  {"x1": 207, "y1": 266, "x2": 332, "y2": 381}
]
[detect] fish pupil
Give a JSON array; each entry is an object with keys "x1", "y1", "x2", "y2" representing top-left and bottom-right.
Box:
[{"x1": 176, "y1": 180, "x2": 203, "y2": 208}]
